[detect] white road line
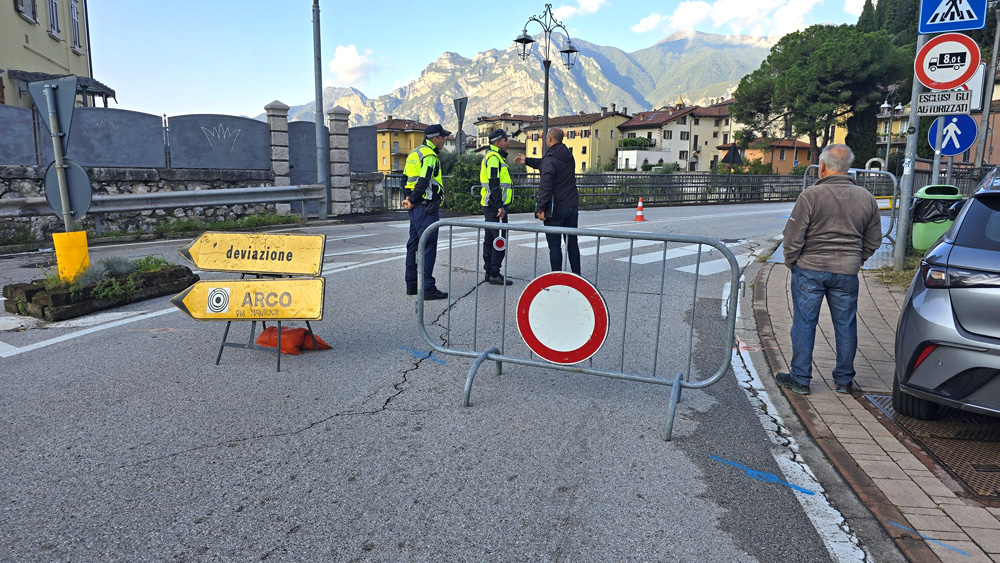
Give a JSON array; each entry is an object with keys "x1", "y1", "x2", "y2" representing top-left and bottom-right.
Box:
[
  {"x1": 728, "y1": 278, "x2": 868, "y2": 562},
  {"x1": 0, "y1": 307, "x2": 178, "y2": 358},
  {"x1": 321, "y1": 255, "x2": 406, "y2": 274},
  {"x1": 676, "y1": 253, "x2": 753, "y2": 276},
  {"x1": 617, "y1": 244, "x2": 700, "y2": 264}
]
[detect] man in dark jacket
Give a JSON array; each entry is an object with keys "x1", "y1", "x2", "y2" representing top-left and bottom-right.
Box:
[
  {"x1": 775, "y1": 144, "x2": 882, "y2": 396},
  {"x1": 515, "y1": 127, "x2": 581, "y2": 274}
]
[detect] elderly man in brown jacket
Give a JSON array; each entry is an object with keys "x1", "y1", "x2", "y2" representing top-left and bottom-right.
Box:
[{"x1": 775, "y1": 144, "x2": 882, "y2": 396}]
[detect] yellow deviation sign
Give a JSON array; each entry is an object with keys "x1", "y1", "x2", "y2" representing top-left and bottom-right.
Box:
[
  {"x1": 171, "y1": 278, "x2": 325, "y2": 321},
  {"x1": 177, "y1": 232, "x2": 326, "y2": 276}
]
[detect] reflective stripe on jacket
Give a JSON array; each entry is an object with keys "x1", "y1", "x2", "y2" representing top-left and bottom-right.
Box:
[
  {"x1": 479, "y1": 145, "x2": 512, "y2": 206},
  {"x1": 404, "y1": 140, "x2": 443, "y2": 201}
]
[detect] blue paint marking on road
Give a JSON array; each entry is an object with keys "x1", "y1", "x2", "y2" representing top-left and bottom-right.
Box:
[
  {"x1": 710, "y1": 456, "x2": 815, "y2": 495},
  {"x1": 888, "y1": 521, "x2": 971, "y2": 556},
  {"x1": 399, "y1": 345, "x2": 447, "y2": 364}
]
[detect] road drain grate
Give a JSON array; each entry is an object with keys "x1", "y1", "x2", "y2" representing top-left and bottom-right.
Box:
[{"x1": 868, "y1": 395, "x2": 1000, "y2": 501}]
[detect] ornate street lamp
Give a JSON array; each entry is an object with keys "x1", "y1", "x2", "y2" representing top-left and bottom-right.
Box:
[
  {"x1": 881, "y1": 89, "x2": 903, "y2": 174},
  {"x1": 515, "y1": 4, "x2": 578, "y2": 155}
]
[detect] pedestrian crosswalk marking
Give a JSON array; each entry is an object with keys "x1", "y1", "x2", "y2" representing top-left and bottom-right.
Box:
[
  {"x1": 927, "y1": 0, "x2": 978, "y2": 24},
  {"x1": 676, "y1": 253, "x2": 753, "y2": 276}
]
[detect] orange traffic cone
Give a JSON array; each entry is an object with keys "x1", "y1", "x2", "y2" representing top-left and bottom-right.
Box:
[{"x1": 633, "y1": 197, "x2": 646, "y2": 221}]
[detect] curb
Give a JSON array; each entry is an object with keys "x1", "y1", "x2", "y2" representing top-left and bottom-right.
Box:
[{"x1": 753, "y1": 262, "x2": 940, "y2": 563}]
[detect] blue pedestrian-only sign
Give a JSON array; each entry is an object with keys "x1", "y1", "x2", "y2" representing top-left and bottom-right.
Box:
[
  {"x1": 928, "y1": 114, "x2": 978, "y2": 156},
  {"x1": 919, "y1": 0, "x2": 987, "y2": 34}
]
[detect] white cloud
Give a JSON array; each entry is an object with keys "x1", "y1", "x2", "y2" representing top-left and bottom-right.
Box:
[
  {"x1": 553, "y1": 0, "x2": 606, "y2": 21},
  {"x1": 671, "y1": 1, "x2": 712, "y2": 30},
  {"x1": 326, "y1": 45, "x2": 379, "y2": 87},
  {"x1": 630, "y1": 0, "x2": 827, "y2": 39},
  {"x1": 843, "y1": 0, "x2": 866, "y2": 17},
  {"x1": 631, "y1": 13, "x2": 665, "y2": 33}
]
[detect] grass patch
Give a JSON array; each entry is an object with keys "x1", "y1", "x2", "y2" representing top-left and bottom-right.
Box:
[
  {"x1": 873, "y1": 251, "x2": 923, "y2": 288},
  {"x1": 153, "y1": 213, "x2": 304, "y2": 235},
  {"x1": 0, "y1": 229, "x2": 38, "y2": 246},
  {"x1": 756, "y1": 253, "x2": 772, "y2": 263}
]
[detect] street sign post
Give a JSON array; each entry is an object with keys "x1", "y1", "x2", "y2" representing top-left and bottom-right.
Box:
[
  {"x1": 454, "y1": 96, "x2": 468, "y2": 154},
  {"x1": 516, "y1": 272, "x2": 609, "y2": 365},
  {"x1": 916, "y1": 90, "x2": 972, "y2": 116},
  {"x1": 171, "y1": 278, "x2": 325, "y2": 321},
  {"x1": 177, "y1": 232, "x2": 326, "y2": 276},
  {"x1": 914, "y1": 32, "x2": 981, "y2": 90},
  {"x1": 919, "y1": 0, "x2": 987, "y2": 35},
  {"x1": 928, "y1": 114, "x2": 978, "y2": 156}
]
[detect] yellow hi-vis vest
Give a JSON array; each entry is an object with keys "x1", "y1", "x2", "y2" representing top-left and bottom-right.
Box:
[
  {"x1": 404, "y1": 141, "x2": 443, "y2": 200},
  {"x1": 480, "y1": 145, "x2": 512, "y2": 206}
]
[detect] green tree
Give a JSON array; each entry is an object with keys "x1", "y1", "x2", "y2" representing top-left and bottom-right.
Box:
[
  {"x1": 857, "y1": 0, "x2": 877, "y2": 33},
  {"x1": 732, "y1": 25, "x2": 908, "y2": 164}
]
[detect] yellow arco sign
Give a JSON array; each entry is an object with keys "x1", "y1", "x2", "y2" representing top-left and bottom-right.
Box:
[
  {"x1": 178, "y1": 232, "x2": 326, "y2": 276},
  {"x1": 171, "y1": 278, "x2": 325, "y2": 321}
]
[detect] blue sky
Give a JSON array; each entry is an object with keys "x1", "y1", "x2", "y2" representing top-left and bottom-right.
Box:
[{"x1": 88, "y1": 0, "x2": 865, "y2": 118}]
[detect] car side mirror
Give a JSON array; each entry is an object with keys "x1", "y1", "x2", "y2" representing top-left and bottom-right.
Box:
[{"x1": 948, "y1": 199, "x2": 966, "y2": 221}]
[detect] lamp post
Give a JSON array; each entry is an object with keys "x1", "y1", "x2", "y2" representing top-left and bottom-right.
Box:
[
  {"x1": 514, "y1": 4, "x2": 578, "y2": 156},
  {"x1": 880, "y1": 89, "x2": 903, "y2": 174}
]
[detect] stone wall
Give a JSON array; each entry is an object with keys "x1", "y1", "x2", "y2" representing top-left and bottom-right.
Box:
[
  {"x1": 0, "y1": 166, "x2": 275, "y2": 240},
  {"x1": 350, "y1": 172, "x2": 384, "y2": 214},
  {"x1": 0, "y1": 102, "x2": 384, "y2": 243}
]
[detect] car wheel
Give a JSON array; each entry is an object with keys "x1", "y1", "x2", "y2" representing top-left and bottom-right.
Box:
[{"x1": 892, "y1": 370, "x2": 938, "y2": 420}]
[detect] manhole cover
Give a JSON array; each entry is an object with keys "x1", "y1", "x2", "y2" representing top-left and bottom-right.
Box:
[{"x1": 869, "y1": 395, "x2": 1000, "y2": 500}]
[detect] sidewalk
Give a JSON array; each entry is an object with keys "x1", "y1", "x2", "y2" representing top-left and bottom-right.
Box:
[{"x1": 754, "y1": 262, "x2": 1000, "y2": 562}]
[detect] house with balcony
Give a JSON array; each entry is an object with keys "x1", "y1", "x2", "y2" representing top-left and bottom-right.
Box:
[
  {"x1": 374, "y1": 116, "x2": 428, "y2": 175},
  {"x1": 876, "y1": 102, "x2": 908, "y2": 169},
  {"x1": 691, "y1": 99, "x2": 745, "y2": 171},
  {"x1": 473, "y1": 113, "x2": 541, "y2": 149},
  {"x1": 1, "y1": 0, "x2": 115, "y2": 108},
  {"x1": 523, "y1": 105, "x2": 630, "y2": 172},
  {"x1": 616, "y1": 104, "x2": 698, "y2": 171}
]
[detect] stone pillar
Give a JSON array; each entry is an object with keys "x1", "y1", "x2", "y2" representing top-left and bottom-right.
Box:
[
  {"x1": 328, "y1": 105, "x2": 351, "y2": 215},
  {"x1": 265, "y1": 101, "x2": 292, "y2": 215}
]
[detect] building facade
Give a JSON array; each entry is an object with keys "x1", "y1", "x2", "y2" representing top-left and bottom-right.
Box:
[
  {"x1": 373, "y1": 117, "x2": 428, "y2": 175},
  {"x1": 1, "y1": 0, "x2": 114, "y2": 108},
  {"x1": 473, "y1": 113, "x2": 540, "y2": 149},
  {"x1": 523, "y1": 106, "x2": 630, "y2": 172},
  {"x1": 690, "y1": 99, "x2": 743, "y2": 171}
]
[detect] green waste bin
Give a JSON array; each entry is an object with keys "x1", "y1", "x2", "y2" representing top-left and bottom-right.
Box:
[{"x1": 911, "y1": 184, "x2": 962, "y2": 251}]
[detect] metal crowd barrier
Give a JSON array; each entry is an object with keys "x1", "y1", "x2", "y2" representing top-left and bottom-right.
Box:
[
  {"x1": 415, "y1": 218, "x2": 740, "y2": 441},
  {"x1": 802, "y1": 166, "x2": 899, "y2": 239}
]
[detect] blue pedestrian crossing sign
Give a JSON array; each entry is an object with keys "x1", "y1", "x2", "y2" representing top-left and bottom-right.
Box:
[
  {"x1": 919, "y1": 0, "x2": 987, "y2": 34},
  {"x1": 928, "y1": 114, "x2": 978, "y2": 156}
]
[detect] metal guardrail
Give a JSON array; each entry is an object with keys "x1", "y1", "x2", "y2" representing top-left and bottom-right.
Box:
[
  {"x1": 414, "y1": 218, "x2": 740, "y2": 441},
  {"x1": 0, "y1": 184, "x2": 327, "y2": 230}
]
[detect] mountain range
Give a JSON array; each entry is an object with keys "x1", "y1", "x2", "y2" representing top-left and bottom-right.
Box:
[{"x1": 266, "y1": 31, "x2": 771, "y2": 133}]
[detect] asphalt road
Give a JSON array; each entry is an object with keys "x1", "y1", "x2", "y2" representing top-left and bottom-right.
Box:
[{"x1": 0, "y1": 203, "x2": 899, "y2": 561}]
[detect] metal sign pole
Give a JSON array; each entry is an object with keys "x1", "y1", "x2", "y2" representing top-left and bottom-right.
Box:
[
  {"x1": 932, "y1": 116, "x2": 944, "y2": 184},
  {"x1": 897, "y1": 35, "x2": 929, "y2": 272},
  {"x1": 42, "y1": 84, "x2": 73, "y2": 232}
]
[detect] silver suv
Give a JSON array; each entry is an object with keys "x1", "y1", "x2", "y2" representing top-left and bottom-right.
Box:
[{"x1": 894, "y1": 168, "x2": 1000, "y2": 419}]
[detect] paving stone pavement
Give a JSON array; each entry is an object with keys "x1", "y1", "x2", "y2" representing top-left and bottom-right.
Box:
[{"x1": 754, "y1": 262, "x2": 1000, "y2": 563}]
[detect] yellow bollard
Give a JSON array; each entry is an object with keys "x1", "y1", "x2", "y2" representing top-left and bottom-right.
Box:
[{"x1": 52, "y1": 231, "x2": 89, "y2": 282}]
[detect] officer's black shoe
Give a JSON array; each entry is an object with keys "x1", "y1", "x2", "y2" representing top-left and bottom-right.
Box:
[
  {"x1": 488, "y1": 275, "x2": 513, "y2": 286},
  {"x1": 424, "y1": 288, "x2": 448, "y2": 300},
  {"x1": 406, "y1": 286, "x2": 418, "y2": 296}
]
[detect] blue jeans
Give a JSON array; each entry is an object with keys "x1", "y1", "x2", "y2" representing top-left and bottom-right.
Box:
[
  {"x1": 544, "y1": 206, "x2": 581, "y2": 274},
  {"x1": 405, "y1": 203, "x2": 439, "y2": 289},
  {"x1": 789, "y1": 265, "x2": 859, "y2": 387}
]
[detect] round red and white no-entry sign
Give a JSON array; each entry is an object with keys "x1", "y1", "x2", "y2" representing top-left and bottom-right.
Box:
[
  {"x1": 914, "y1": 33, "x2": 981, "y2": 90},
  {"x1": 516, "y1": 272, "x2": 609, "y2": 364},
  {"x1": 493, "y1": 236, "x2": 506, "y2": 251}
]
